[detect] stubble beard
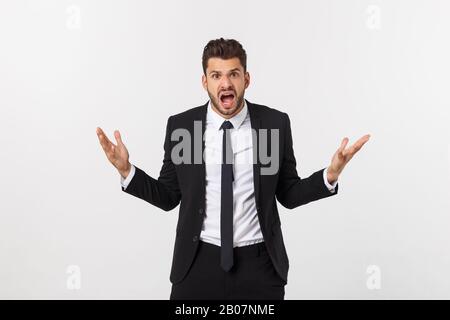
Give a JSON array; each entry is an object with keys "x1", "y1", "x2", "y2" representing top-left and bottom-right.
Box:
[{"x1": 208, "y1": 90, "x2": 245, "y2": 118}]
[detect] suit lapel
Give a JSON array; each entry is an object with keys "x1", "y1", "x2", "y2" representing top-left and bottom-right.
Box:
[
  {"x1": 246, "y1": 99, "x2": 261, "y2": 208},
  {"x1": 194, "y1": 101, "x2": 208, "y2": 208}
]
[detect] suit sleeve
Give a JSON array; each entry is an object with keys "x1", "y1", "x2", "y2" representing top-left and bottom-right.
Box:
[
  {"x1": 121, "y1": 116, "x2": 181, "y2": 211},
  {"x1": 275, "y1": 113, "x2": 338, "y2": 209}
]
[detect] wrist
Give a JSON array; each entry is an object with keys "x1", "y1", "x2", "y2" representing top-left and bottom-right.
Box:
[
  {"x1": 119, "y1": 162, "x2": 131, "y2": 179},
  {"x1": 326, "y1": 166, "x2": 339, "y2": 184}
]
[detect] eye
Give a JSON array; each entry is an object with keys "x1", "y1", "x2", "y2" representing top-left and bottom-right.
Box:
[
  {"x1": 211, "y1": 74, "x2": 219, "y2": 79},
  {"x1": 231, "y1": 72, "x2": 238, "y2": 77}
]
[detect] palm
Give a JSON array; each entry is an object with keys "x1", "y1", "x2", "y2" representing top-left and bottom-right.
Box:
[
  {"x1": 112, "y1": 142, "x2": 129, "y2": 170},
  {"x1": 96, "y1": 127, "x2": 129, "y2": 172},
  {"x1": 329, "y1": 134, "x2": 371, "y2": 176}
]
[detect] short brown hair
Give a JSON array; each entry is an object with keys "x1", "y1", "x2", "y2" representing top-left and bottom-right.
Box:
[{"x1": 202, "y1": 38, "x2": 247, "y2": 75}]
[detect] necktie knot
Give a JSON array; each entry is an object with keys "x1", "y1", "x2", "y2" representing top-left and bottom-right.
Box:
[{"x1": 220, "y1": 120, "x2": 234, "y2": 130}]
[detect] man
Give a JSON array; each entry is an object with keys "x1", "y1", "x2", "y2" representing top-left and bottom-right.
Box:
[{"x1": 96, "y1": 38, "x2": 370, "y2": 300}]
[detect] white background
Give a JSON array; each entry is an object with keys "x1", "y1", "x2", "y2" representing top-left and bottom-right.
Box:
[{"x1": 0, "y1": 0, "x2": 449, "y2": 299}]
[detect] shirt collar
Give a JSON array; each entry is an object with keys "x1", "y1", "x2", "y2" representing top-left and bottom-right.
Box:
[{"x1": 207, "y1": 99, "x2": 248, "y2": 131}]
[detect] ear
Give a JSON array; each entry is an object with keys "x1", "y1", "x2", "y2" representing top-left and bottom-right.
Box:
[
  {"x1": 202, "y1": 74, "x2": 207, "y2": 90},
  {"x1": 244, "y1": 71, "x2": 250, "y2": 89}
]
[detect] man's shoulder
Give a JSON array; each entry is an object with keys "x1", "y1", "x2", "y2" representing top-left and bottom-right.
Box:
[
  {"x1": 168, "y1": 102, "x2": 207, "y2": 123},
  {"x1": 247, "y1": 101, "x2": 288, "y2": 120}
]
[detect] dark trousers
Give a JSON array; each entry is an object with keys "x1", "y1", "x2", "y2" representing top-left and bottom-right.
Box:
[{"x1": 170, "y1": 240, "x2": 286, "y2": 300}]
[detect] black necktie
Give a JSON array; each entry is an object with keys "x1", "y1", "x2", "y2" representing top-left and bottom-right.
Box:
[{"x1": 220, "y1": 120, "x2": 234, "y2": 272}]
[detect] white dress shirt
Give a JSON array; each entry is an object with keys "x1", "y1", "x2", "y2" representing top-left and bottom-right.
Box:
[{"x1": 121, "y1": 100, "x2": 338, "y2": 247}]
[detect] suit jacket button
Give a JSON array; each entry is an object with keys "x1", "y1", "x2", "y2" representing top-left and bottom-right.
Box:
[
  {"x1": 192, "y1": 235, "x2": 198, "y2": 242},
  {"x1": 198, "y1": 208, "x2": 203, "y2": 215}
]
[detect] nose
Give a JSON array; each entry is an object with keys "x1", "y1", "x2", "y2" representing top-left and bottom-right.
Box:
[{"x1": 219, "y1": 75, "x2": 233, "y2": 90}]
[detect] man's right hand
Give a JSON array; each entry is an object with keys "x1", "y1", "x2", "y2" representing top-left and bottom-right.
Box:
[{"x1": 96, "y1": 127, "x2": 131, "y2": 179}]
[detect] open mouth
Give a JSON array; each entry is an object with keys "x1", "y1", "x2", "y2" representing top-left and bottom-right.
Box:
[{"x1": 219, "y1": 91, "x2": 235, "y2": 108}]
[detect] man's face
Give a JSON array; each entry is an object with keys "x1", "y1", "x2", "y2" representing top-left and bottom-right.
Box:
[{"x1": 202, "y1": 57, "x2": 250, "y2": 118}]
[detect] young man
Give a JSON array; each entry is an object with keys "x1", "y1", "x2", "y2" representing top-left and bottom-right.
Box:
[{"x1": 96, "y1": 38, "x2": 370, "y2": 300}]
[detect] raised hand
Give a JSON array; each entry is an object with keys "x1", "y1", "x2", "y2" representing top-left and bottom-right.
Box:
[
  {"x1": 327, "y1": 134, "x2": 371, "y2": 184},
  {"x1": 96, "y1": 127, "x2": 131, "y2": 178}
]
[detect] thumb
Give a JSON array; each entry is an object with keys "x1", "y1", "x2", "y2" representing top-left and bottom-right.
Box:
[
  {"x1": 114, "y1": 130, "x2": 124, "y2": 146},
  {"x1": 340, "y1": 137, "x2": 349, "y2": 151},
  {"x1": 337, "y1": 137, "x2": 348, "y2": 159}
]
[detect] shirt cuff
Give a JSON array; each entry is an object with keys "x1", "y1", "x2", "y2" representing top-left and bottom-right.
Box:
[
  {"x1": 120, "y1": 164, "x2": 136, "y2": 190},
  {"x1": 323, "y1": 167, "x2": 338, "y2": 192}
]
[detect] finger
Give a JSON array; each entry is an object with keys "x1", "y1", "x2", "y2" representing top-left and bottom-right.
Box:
[
  {"x1": 114, "y1": 130, "x2": 124, "y2": 146},
  {"x1": 343, "y1": 142, "x2": 358, "y2": 157},
  {"x1": 97, "y1": 133, "x2": 111, "y2": 152},
  {"x1": 96, "y1": 127, "x2": 105, "y2": 136},
  {"x1": 343, "y1": 134, "x2": 371, "y2": 157},
  {"x1": 98, "y1": 129, "x2": 114, "y2": 147},
  {"x1": 96, "y1": 127, "x2": 106, "y2": 143},
  {"x1": 360, "y1": 134, "x2": 371, "y2": 145},
  {"x1": 352, "y1": 134, "x2": 371, "y2": 152},
  {"x1": 96, "y1": 128, "x2": 116, "y2": 154}
]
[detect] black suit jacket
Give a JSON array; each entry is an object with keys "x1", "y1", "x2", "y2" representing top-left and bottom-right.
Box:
[{"x1": 122, "y1": 99, "x2": 339, "y2": 285}]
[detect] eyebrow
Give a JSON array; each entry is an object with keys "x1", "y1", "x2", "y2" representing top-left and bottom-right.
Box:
[{"x1": 209, "y1": 68, "x2": 241, "y2": 75}]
